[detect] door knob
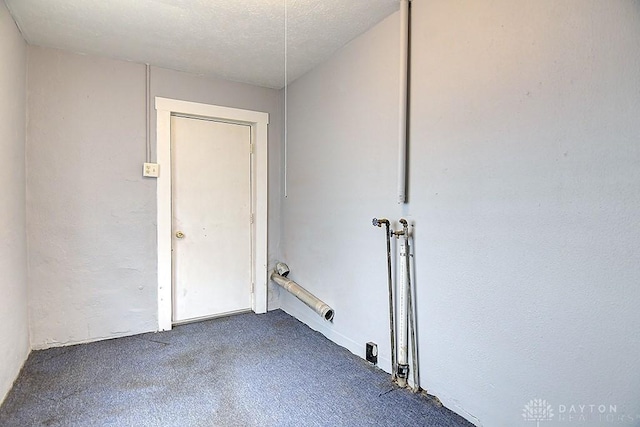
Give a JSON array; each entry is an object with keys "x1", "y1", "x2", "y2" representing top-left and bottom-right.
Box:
[{"x1": 175, "y1": 231, "x2": 185, "y2": 239}]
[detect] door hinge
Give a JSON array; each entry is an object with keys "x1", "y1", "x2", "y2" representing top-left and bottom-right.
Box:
[
  {"x1": 250, "y1": 143, "x2": 255, "y2": 154},
  {"x1": 250, "y1": 213, "x2": 254, "y2": 224},
  {"x1": 250, "y1": 282, "x2": 255, "y2": 293}
]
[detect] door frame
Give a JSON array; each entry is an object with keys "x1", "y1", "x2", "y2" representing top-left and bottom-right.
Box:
[{"x1": 155, "y1": 97, "x2": 269, "y2": 331}]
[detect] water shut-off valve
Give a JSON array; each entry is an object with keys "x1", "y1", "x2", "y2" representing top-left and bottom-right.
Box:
[{"x1": 372, "y1": 217, "x2": 389, "y2": 227}]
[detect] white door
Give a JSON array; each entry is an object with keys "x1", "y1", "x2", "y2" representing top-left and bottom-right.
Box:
[{"x1": 171, "y1": 115, "x2": 252, "y2": 323}]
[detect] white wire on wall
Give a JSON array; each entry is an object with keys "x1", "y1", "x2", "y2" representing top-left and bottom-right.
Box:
[{"x1": 283, "y1": 0, "x2": 288, "y2": 198}]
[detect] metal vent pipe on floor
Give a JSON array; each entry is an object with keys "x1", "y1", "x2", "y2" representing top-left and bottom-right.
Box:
[{"x1": 271, "y1": 262, "x2": 335, "y2": 321}]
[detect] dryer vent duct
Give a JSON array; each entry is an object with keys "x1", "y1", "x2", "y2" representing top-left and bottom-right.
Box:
[{"x1": 271, "y1": 262, "x2": 334, "y2": 321}]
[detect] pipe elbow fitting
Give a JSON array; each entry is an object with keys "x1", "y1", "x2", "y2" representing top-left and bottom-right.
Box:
[{"x1": 275, "y1": 262, "x2": 290, "y2": 277}]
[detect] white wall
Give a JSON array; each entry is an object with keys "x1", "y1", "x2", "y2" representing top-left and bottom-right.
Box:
[
  {"x1": 0, "y1": 1, "x2": 29, "y2": 404},
  {"x1": 281, "y1": 11, "x2": 401, "y2": 365},
  {"x1": 27, "y1": 47, "x2": 281, "y2": 349},
  {"x1": 281, "y1": 1, "x2": 640, "y2": 426}
]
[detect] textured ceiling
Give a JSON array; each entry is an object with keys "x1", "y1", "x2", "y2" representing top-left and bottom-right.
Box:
[{"x1": 5, "y1": 0, "x2": 399, "y2": 89}]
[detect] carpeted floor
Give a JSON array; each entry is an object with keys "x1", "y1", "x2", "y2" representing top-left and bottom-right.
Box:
[{"x1": 0, "y1": 310, "x2": 473, "y2": 427}]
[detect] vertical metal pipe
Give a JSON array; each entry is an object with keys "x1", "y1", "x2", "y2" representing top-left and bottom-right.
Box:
[
  {"x1": 396, "y1": 229, "x2": 409, "y2": 387},
  {"x1": 397, "y1": 0, "x2": 410, "y2": 204},
  {"x1": 400, "y1": 219, "x2": 419, "y2": 392},
  {"x1": 373, "y1": 218, "x2": 397, "y2": 379},
  {"x1": 384, "y1": 221, "x2": 397, "y2": 380},
  {"x1": 145, "y1": 63, "x2": 151, "y2": 163}
]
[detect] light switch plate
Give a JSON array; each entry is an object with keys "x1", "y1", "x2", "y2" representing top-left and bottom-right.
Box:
[{"x1": 143, "y1": 162, "x2": 159, "y2": 178}]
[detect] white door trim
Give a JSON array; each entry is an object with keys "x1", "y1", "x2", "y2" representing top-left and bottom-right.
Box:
[{"x1": 155, "y1": 97, "x2": 269, "y2": 331}]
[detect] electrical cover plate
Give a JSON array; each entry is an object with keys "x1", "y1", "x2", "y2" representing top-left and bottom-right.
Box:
[
  {"x1": 366, "y1": 342, "x2": 378, "y2": 365},
  {"x1": 143, "y1": 162, "x2": 159, "y2": 177}
]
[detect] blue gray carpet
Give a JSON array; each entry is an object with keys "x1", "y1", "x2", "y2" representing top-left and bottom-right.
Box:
[{"x1": 0, "y1": 310, "x2": 473, "y2": 426}]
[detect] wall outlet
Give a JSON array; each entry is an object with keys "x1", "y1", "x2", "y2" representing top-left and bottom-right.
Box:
[
  {"x1": 143, "y1": 162, "x2": 159, "y2": 178},
  {"x1": 366, "y1": 342, "x2": 378, "y2": 365}
]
